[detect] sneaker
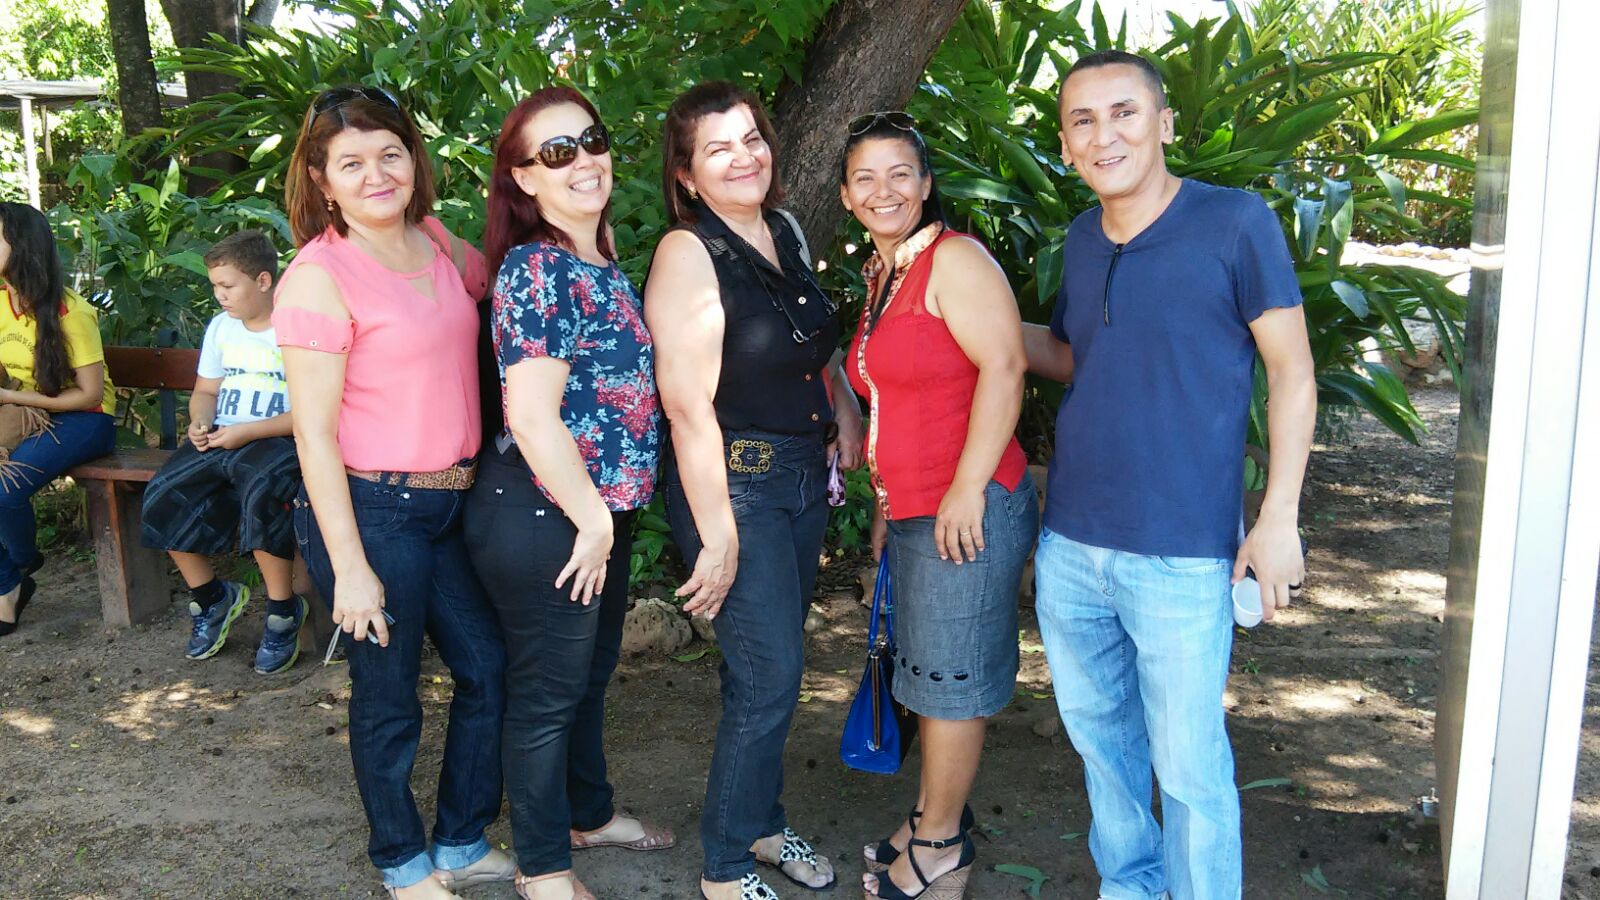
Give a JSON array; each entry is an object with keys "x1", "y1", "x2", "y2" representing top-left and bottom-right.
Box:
[
  {"x1": 254, "y1": 595, "x2": 307, "y2": 675},
  {"x1": 185, "y1": 581, "x2": 250, "y2": 660}
]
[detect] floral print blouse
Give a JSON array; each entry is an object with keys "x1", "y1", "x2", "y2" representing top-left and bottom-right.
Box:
[{"x1": 491, "y1": 241, "x2": 661, "y2": 511}]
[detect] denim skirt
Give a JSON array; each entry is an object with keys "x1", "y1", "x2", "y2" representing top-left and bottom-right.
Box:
[{"x1": 884, "y1": 471, "x2": 1039, "y2": 719}]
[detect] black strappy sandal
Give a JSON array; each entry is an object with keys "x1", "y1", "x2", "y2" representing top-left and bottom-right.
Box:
[
  {"x1": 0, "y1": 577, "x2": 37, "y2": 638},
  {"x1": 866, "y1": 830, "x2": 975, "y2": 900},
  {"x1": 863, "y1": 804, "x2": 975, "y2": 874}
]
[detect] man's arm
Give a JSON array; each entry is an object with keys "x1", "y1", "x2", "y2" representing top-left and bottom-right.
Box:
[
  {"x1": 1235, "y1": 305, "x2": 1316, "y2": 622},
  {"x1": 1022, "y1": 323, "x2": 1074, "y2": 384}
]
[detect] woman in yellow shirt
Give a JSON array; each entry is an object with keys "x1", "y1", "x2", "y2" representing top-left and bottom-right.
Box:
[{"x1": 0, "y1": 202, "x2": 116, "y2": 637}]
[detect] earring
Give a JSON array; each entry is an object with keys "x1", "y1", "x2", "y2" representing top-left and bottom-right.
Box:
[
  {"x1": 686, "y1": 185, "x2": 699, "y2": 201},
  {"x1": 325, "y1": 195, "x2": 336, "y2": 213}
]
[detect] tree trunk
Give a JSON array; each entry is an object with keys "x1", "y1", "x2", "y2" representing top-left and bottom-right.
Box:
[
  {"x1": 161, "y1": 0, "x2": 246, "y2": 194},
  {"x1": 245, "y1": 0, "x2": 281, "y2": 28},
  {"x1": 106, "y1": 0, "x2": 165, "y2": 140},
  {"x1": 772, "y1": 0, "x2": 969, "y2": 249}
]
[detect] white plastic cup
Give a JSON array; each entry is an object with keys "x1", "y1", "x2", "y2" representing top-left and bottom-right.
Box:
[{"x1": 1232, "y1": 576, "x2": 1264, "y2": 628}]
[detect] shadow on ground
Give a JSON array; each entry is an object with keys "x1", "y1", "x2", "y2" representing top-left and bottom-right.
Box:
[{"x1": 0, "y1": 389, "x2": 1494, "y2": 899}]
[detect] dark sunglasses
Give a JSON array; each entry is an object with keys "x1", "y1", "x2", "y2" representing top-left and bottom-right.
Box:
[
  {"x1": 848, "y1": 110, "x2": 919, "y2": 136},
  {"x1": 517, "y1": 124, "x2": 611, "y2": 169},
  {"x1": 312, "y1": 85, "x2": 402, "y2": 119}
]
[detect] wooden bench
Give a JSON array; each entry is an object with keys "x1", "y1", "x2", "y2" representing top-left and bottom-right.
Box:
[{"x1": 66, "y1": 347, "x2": 331, "y2": 645}]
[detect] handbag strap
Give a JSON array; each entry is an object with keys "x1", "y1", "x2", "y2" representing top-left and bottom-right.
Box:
[{"x1": 869, "y1": 554, "x2": 894, "y2": 647}]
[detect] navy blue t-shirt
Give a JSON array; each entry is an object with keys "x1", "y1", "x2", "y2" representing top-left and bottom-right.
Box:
[{"x1": 1045, "y1": 179, "x2": 1302, "y2": 558}]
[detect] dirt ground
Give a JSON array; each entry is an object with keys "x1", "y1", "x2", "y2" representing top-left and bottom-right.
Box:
[{"x1": 1, "y1": 386, "x2": 1592, "y2": 900}]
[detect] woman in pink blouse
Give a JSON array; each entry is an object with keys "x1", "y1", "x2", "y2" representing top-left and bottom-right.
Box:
[{"x1": 272, "y1": 86, "x2": 511, "y2": 900}]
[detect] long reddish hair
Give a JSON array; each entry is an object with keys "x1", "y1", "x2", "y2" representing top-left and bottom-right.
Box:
[{"x1": 484, "y1": 87, "x2": 616, "y2": 277}]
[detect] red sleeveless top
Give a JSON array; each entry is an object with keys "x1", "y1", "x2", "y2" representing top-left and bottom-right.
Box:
[{"x1": 845, "y1": 225, "x2": 1027, "y2": 520}]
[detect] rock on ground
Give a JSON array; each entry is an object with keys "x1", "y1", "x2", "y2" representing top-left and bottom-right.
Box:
[{"x1": 620, "y1": 596, "x2": 693, "y2": 656}]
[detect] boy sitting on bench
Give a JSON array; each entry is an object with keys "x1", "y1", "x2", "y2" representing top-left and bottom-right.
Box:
[{"x1": 141, "y1": 230, "x2": 305, "y2": 674}]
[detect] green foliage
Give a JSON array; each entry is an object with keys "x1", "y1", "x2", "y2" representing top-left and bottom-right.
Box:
[
  {"x1": 160, "y1": 0, "x2": 832, "y2": 284},
  {"x1": 899, "y1": 0, "x2": 1471, "y2": 447},
  {"x1": 32, "y1": 0, "x2": 1479, "y2": 583},
  {"x1": 827, "y1": 466, "x2": 877, "y2": 551},
  {"x1": 629, "y1": 497, "x2": 675, "y2": 588},
  {"x1": 48, "y1": 154, "x2": 291, "y2": 345},
  {"x1": 1245, "y1": 0, "x2": 1481, "y2": 246},
  {"x1": 0, "y1": 0, "x2": 157, "y2": 205}
]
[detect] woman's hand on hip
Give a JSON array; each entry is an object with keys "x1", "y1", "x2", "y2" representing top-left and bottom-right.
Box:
[
  {"x1": 558, "y1": 516, "x2": 615, "y2": 606},
  {"x1": 332, "y1": 562, "x2": 389, "y2": 646},
  {"x1": 934, "y1": 482, "x2": 987, "y2": 564}
]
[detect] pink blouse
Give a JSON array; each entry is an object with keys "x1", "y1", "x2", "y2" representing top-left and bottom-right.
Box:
[{"x1": 273, "y1": 217, "x2": 487, "y2": 473}]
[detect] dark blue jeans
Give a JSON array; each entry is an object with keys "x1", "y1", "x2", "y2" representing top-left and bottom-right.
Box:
[
  {"x1": 0, "y1": 411, "x2": 114, "y2": 593},
  {"x1": 463, "y1": 448, "x2": 634, "y2": 877},
  {"x1": 295, "y1": 476, "x2": 507, "y2": 888},
  {"x1": 664, "y1": 429, "x2": 829, "y2": 882}
]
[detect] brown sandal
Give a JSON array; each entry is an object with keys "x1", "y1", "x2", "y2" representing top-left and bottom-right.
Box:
[
  {"x1": 515, "y1": 871, "x2": 596, "y2": 900},
  {"x1": 570, "y1": 814, "x2": 676, "y2": 852}
]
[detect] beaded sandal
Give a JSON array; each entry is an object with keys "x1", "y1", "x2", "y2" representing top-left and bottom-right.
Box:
[
  {"x1": 701, "y1": 873, "x2": 782, "y2": 900},
  {"x1": 754, "y1": 827, "x2": 835, "y2": 890}
]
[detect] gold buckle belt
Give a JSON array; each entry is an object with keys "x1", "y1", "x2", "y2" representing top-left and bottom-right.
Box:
[
  {"x1": 346, "y1": 461, "x2": 477, "y2": 491},
  {"x1": 727, "y1": 439, "x2": 773, "y2": 474}
]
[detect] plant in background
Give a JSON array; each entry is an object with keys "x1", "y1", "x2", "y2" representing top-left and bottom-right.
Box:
[
  {"x1": 898, "y1": 0, "x2": 1470, "y2": 449},
  {"x1": 49, "y1": 153, "x2": 291, "y2": 346},
  {"x1": 35, "y1": 0, "x2": 1480, "y2": 581},
  {"x1": 1244, "y1": 0, "x2": 1480, "y2": 247}
]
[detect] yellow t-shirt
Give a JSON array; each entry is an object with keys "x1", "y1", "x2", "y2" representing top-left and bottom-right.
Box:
[{"x1": 0, "y1": 285, "x2": 118, "y2": 413}]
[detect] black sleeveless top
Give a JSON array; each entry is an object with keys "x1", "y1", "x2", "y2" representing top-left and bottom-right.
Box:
[{"x1": 676, "y1": 204, "x2": 840, "y2": 437}]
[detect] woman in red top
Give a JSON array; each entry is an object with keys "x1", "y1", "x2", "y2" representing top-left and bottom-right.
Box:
[{"x1": 841, "y1": 113, "x2": 1038, "y2": 900}]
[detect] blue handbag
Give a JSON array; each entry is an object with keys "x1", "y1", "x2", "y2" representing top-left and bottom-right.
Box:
[{"x1": 840, "y1": 555, "x2": 906, "y2": 774}]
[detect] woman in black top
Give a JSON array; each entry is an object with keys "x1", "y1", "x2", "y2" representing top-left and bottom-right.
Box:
[{"x1": 644, "y1": 81, "x2": 862, "y2": 900}]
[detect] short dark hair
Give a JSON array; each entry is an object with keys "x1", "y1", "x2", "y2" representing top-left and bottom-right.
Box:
[
  {"x1": 204, "y1": 229, "x2": 279, "y2": 281},
  {"x1": 1058, "y1": 50, "x2": 1167, "y2": 112},
  {"x1": 661, "y1": 81, "x2": 785, "y2": 225}
]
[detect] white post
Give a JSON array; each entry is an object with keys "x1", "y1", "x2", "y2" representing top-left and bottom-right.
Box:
[
  {"x1": 18, "y1": 95, "x2": 40, "y2": 209},
  {"x1": 41, "y1": 103, "x2": 52, "y2": 166},
  {"x1": 1437, "y1": 0, "x2": 1600, "y2": 896}
]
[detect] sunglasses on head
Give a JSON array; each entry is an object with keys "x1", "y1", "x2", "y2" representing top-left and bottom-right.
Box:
[
  {"x1": 312, "y1": 85, "x2": 403, "y2": 119},
  {"x1": 517, "y1": 123, "x2": 611, "y2": 169},
  {"x1": 848, "y1": 110, "x2": 919, "y2": 136}
]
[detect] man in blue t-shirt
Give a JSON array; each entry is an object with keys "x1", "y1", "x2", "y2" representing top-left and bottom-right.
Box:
[{"x1": 1024, "y1": 51, "x2": 1317, "y2": 900}]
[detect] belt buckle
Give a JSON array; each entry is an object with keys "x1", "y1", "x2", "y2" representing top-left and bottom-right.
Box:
[{"x1": 728, "y1": 439, "x2": 773, "y2": 474}]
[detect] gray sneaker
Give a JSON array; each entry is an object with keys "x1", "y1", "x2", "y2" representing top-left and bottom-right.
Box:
[{"x1": 185, "y1": 581, "x2": 250, "y2": 660}]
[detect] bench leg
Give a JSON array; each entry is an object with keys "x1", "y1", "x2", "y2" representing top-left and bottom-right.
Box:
[
  {"x1": 83, "y1": 480, "x2": 171, "y2": 627},
  {"x1": 292, "y1": 554, "x2": 338, "y2": 651}
]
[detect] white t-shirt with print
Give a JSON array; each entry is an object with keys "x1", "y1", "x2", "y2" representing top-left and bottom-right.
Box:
[{"x1": 197, "y1": 312, "x2": 290, "y2": 426}]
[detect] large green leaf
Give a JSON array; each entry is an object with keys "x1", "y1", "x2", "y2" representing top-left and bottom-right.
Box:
[{"x1": 1367, "y1": 108, "x2": 1480, "y2": 153}]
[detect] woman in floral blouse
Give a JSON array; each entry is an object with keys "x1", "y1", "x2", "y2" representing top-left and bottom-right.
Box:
[{"x1": 467, "y1": 86, "x2": 671, "y2": 900}]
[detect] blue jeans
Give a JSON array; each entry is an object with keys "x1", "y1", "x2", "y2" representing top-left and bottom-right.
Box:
[
  {"x1": 295, "y1": 477, "x2": 507, "y2": 888},
  {"x1": 464, "y1": 448, "x2": 633, "y2": 877},
  {"x1": 1033, "y1": 528, "x2": 1240, "y2": 900},
  {"x1": 663, "y1": 429, "x2": 828, "y2": 882},
  {"x1": 0, "y1": 411, "x2": 114, "y2": 593}
]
